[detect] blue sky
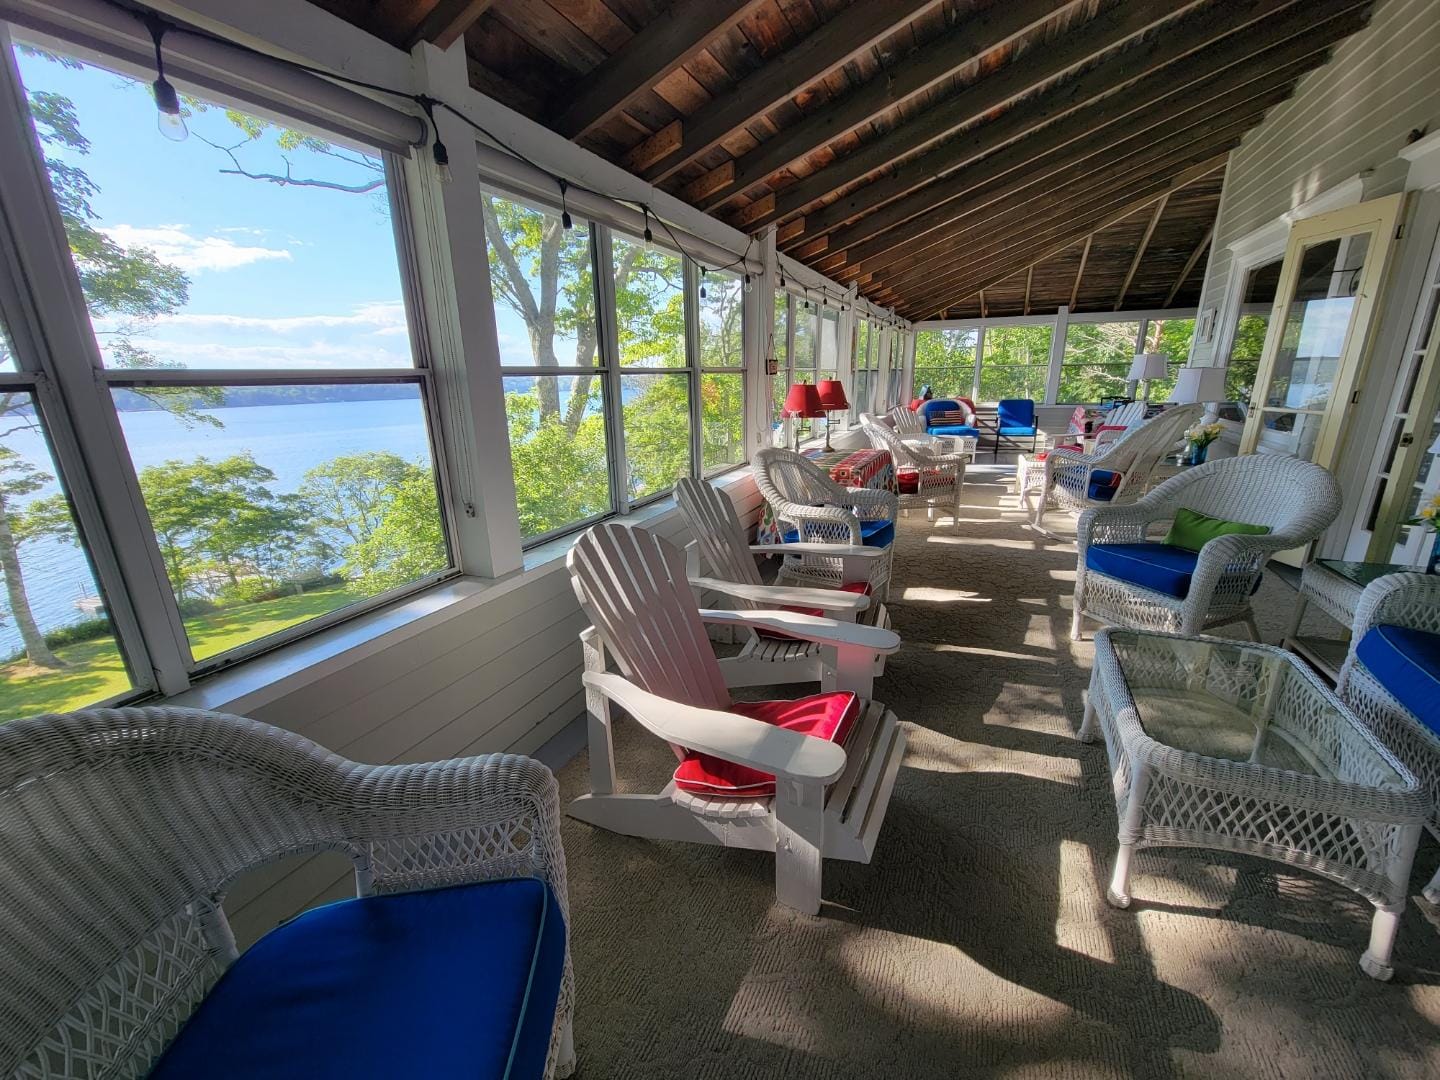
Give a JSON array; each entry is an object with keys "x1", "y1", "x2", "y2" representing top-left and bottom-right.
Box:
[{"x1": 13, "y1": 44, "x2": 413, "y2": 369}]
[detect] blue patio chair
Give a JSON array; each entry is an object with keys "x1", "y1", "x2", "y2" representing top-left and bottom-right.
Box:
[
  {"x1": 917, "y1": 397, "x2": 979, "y2": 439},
  {"x1": 995, "y1": 398, "x2": 1039, "y2": 457}
]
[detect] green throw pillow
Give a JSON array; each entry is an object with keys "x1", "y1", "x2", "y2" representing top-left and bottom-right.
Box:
[{"x1": 1163, "y1": 507, "x2": 1271, "y2": 553}]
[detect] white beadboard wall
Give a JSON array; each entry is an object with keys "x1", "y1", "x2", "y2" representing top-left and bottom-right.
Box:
[
  {"x1": 219, "y1": 475, "x2": 764, "y2": 947},
  {"x1": 1192, "y1": 0, "x2": 1440, "y2": 363}
]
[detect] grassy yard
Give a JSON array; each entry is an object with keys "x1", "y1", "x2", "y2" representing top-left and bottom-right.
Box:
[{"x1": 0, "y1": 585, "x2": 359, "y2": 721}]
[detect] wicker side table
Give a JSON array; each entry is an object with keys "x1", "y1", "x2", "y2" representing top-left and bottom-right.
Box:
[
  {"x1": 1081, "y1": 628, "x2": 1427, "y2": 980},
  {"x1": 1284, "y1": 560, "x2": 1422, "y2": 679}
]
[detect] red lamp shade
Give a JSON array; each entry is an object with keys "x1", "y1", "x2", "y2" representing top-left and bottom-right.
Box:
[
  {"x1": 783, "y1": 381, "x2": 824, "y2": 417},
  {"x1": 816, "y1": 379, "x2": 849, "y2": 410}
]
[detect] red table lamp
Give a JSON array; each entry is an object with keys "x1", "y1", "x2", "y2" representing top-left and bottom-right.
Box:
[
  {"x1": 816, "y1": 379, "x2": 849, "y2": 451},
  {"x1": 782, "y1": 381, "x2": 824, "y2": 453}
]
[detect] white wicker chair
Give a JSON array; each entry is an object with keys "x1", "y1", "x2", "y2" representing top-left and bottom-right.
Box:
[
  {"x1": 751, "y1": 447, "x2": 899, "y2": 601},
  {"x1": 1073, "y1": 454, "x2": 1342, "y2": 640},
  {"x1": 674, "y1": 476, "x2": 893, "y2": 684},
  {"x1": 861, "y1": 417, "x2": 965, "y2": 526},
  {"x1": 0, "y1": 707, "x2": 574, "y2": 1079},
  {"x1": 566, "y1": 522, "x2": 906, "y2": 915},
  {"x1": 1337, "y1": 572, "x2": 1440, "y2": 905},
  {"x1": 1031, "y1": 404, "x2": 1203, "y2": 536}
]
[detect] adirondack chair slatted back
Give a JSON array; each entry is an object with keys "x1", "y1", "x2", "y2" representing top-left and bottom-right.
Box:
[
  {"x1": 569, "y1": 523, "x2": 732, "y2": 712},
  {"x1": 1095, "y1": 404, "x2": 1202, "y2": 478},
  {"x1": 888, "y1": 405, "x2": 923, "y2": 435},
  {"x1": 674, "y1": 477, "x2": 764, "y2": 591}
]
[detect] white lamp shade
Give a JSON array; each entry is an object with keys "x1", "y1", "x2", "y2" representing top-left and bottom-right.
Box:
[
  {"x1": 1169, "y1": 366, "x2": 1228, "y2": 404},
  {"x1": 1128, "y1": 352, "x2": 1169, "y2": 381}
]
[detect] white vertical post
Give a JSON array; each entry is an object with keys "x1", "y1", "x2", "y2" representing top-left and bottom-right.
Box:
[
  {"x1": 749, "y1": 226, "x2": 779, "y2": 459},
  {"x1": 971, "y1": 327, "x2": 985, "y2": 400},
  {"x1": 840, "y1": 284, "x2": 859, "y2": 427},
  {"x1": 1046, "y1": 306, "x2": 1069, "y2": 406},
  {"x1": 410, "y1": 42, "x2": 523, "y2": 576}
]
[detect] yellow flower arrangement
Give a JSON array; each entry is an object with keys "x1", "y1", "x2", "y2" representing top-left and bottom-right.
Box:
[
  {"x1": 1405, "y1": 492, "x2": 1440, "y2": 531},
  {"x1": 1183, "y1": 422, "x2": 1225, "y2": 449}
]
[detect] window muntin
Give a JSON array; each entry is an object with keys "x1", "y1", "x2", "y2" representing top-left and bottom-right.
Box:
[
  {"x1": 14, "y1": 42, "x2": 453, "y2": 671},
  {"x1": 913, "y1": 328, "x2": 976, "y2": 399},
  {"x1": 977, "y1": 324, "x2": 1052, "y2": 403},
  {"x1": 1058, "y1": 321, "x2": 1141, "y2": 404}
]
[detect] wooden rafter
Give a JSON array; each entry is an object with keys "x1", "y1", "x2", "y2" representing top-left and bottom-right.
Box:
[
  {"x1": 624, "y1": 0, "x2": 946, "y2": 183},
  {"x1": 554, "y1": 0, "x2": 768, "y2": 140},
  {"x1": 979, "y1": 290, "x2": 988, "y2": 319},
  {"x1": 687, "y1": 0, "x2": 1064, "y2": 211},
  {"x1": 793, "y1": 1, "x2": 1360, "y2": 269},
  {"x1": 1165, "y1": 224, "x2": 1215, "y2": 305},
  {"x1": 728, "y1": 0, "x2": 1212, "y2": 229},
  {"x1": 1115, "y1": 195, "x2": 1170, "y2": 310},
  {"x1": 404, "y1": 0, "x2": 495, "y2": 51},
  {"x1": 1024, "y1": 266, "x2": 1033, "y2": 316},
  {"x1": 1070, "y1": 236, "x2": 1093, "y2": 310}
]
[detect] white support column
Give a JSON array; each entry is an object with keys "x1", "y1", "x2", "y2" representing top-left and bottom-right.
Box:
[
  {"x1": 1045, "y1": 306, "x2": 1069, "y2": 406},
  {"x1": 409, "y1": 42, "x2": 523, "y2": 577},
  {"x1": 839, "y1": 284, "x2": 859, "y2": 425},
  {"x1": 873, "y1": 317, "x2": 891, "y2": 414},
  {"x1": 748, "y1": 226, "x2": 779, "y2": 459},
  {"x1": 971, "y1": 327, "x2": 984, "y2": 401}
]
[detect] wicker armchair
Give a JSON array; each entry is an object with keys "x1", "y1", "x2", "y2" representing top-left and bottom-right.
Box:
[
  {"x1": 752, "y1": 447, "x2": 898, "y2": 600},
  {"x1": 0, "y1": 707, "x2": 574, "y2": 1080},
  {"x1": 1337, "y1": 572, "x2": 1440, "y2": 905},
  {"x1": 1073, "y1": 454, "x2": 1342, "y2": 640},
  {"x1": 861, "y1": 417, "x2": 965, "y2": 525}
]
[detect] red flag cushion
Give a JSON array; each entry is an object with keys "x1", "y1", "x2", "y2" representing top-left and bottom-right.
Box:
[
  {"x1": 672, "y1": 691, "x2": 860, "y2": 798},
  {"x1": 756, "y1": 581, "x2": 872, "y2": 640}
]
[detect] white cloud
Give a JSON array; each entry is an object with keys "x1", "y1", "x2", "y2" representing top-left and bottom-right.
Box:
[
  {"x1": 103, "y1": 223, "x2": 292, "y2": 273},
  {"x1": 161, "y1": 301, "x2": 407, "y2": 336},
  {"x1": 136, "y1": 337, "x2": 410, "y2": 370}
]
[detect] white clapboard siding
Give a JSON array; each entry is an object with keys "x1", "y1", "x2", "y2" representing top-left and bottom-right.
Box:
[
  {"x1": 224, "y1": 474, "x2": 762, "y2": 946},
  {"x1": 1195, "y1": 0, "x2": 1440, "y2": 352}
]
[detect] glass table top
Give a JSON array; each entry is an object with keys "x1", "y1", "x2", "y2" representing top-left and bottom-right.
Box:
[
  {"x1": 1315, "y1": 559, "x2": 1424, "y2": 589},
  {"x1": 1105, "y1": 630, "x2": 1402, "y2": 785}
]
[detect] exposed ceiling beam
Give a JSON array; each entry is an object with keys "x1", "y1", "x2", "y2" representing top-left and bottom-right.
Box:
[
  {"x1": 863, "y1": 115, "x2": 1256, "y2": 298},
  {"x1": 1165, "y1": 224, "x2": 1215, "y2": 306},
  {"x1": 979, "y1": 290, "x2": 988, "y2": 319},
  {"x1": 727, "y1": 0, "x2": 1218, "y2": 229},
  {"x1": 1070, "y1": 236, "x2": 1093, "y2": 310},
  {"x1": 1024, "y1": 266, "x2": 1033, "y2": 316},
  {"x1": 906, "y1": 157, "x2": 1228, "y2": 318},
  {"x1": 791, "y1": 1, "x2": 1359, "y2": 268},
  {"x1": 554, "y1": 0, "x2": 768, "y2": 140},
  {"x1": 1115, "y1": 194, "x2": 1170, "y2": 310},
  {"x1": 685, "y1": 0, "x2": 1067, "y2": 211},
  {"x1": 829, "y1": 79, "x2": 1293, "y2": 286},
  {"x1": 624, "y1": 0, "x2": 946, "y2": 183},
  {"x1": 404, "y1": 0, "x2": 495, "y2": 51}
]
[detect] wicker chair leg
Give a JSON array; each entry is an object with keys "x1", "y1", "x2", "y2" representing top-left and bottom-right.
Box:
[
  {"x1": 1424, "y1": 864, "x2": 1440, "y2": 907},
  {"x1": 1107, "y1": 843, "x2": 1135, "y2": 909},
  {"x1": 1359, "y1": 904, "x2": 1404, "y2": 981}
]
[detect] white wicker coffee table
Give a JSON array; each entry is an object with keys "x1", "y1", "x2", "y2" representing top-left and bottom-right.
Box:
[{"x1": 1081, "y1": 628, "x2": 1428, "y2": 980}]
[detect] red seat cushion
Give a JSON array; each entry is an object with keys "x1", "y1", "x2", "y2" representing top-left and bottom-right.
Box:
[
  {"x1": 908, "y1": 397, "x2": 925, "y2": 411},
  {"x1": 1033, "y1": 443, "x2": 1083, "y2": 461},
  {"x1": 672, "y1": 691, "x2": 860, "y2": 798},
  {"x1": 896, "y1": 468, "x2": 954, "y2": 494},
  {"x1": 756, "y1": 581, "x2": 872, "y2": 640}
]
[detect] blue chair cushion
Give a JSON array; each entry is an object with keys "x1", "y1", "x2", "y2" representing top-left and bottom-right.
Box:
[
  {"x1": 1086, "y1": 542, "x2": 1198, "y2": 598},
  {"x1": 782, "y1": 518, "x2": 894, "y2": 549},
  {"x1": 927, "y1": 423, "x2": 980, "y2": 438},
  {"x1": 1058, "y1": 468, "x2": 1123, "y2": 501},
  {"x1": 998, "y1": 399, "x2": 1036, "y2": 430},
  {"x1": 998, "y1": 425, "x2": 1039, "y2": 436},
  {"x1": 1356, "y1": 624, "x2": 1440, "y2": 738},
  {"x1": 151, "y1": 878, "x2": 566, "y2": 1080}
]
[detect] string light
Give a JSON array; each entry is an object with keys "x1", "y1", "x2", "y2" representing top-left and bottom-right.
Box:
[
  {"x1": 642, "y1": 206, "x2": 652, "y2": 248},
  {"x1": 558, "y1": 179, "x2": 573, "y2": 229},
  {"x1": 743, "y1": 273, "x2": 752, "y2": 294},
  {"x1": 144, "y1": 14, "x2": 187, "y2": 142},
  {"x1": 417, "y1": 97, "x2": 451, "y2": 182},
  {"x1": 699, "y1": 269, "x2": 707, "y2": 299}
]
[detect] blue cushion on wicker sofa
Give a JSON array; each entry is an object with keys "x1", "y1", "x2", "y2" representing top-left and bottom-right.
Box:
[
  {"x1": 1356, "y1": 624, "x2": 1440, "y2": 738},
  {"x1": 782, "y1": 518, "x2": 894, "y2": 549},
  {"x1": 1086, "y1": 542, "x2": 1198, "y2": 598},
  {"x1": 151, "y1": 877, "x2": 565, "y2": 1080}
]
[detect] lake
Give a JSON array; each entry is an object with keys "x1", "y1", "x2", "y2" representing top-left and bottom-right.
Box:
[{"x1": 1, "y1": 397, "x2": 434, "y2": 656}]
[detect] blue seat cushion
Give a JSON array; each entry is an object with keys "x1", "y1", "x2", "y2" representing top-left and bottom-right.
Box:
[
  {"x1": 1058, "y1": 468, "x2": 1123, "y2": 502},
  {"x1": 998, "y1": 425, "x2": 1039, "y2": 436},
  {"x1": 927, "y1": 423, "x2": 980, "y2": 438},
  {"x1": 1086, "y1": 542, "x2": 1199, "y2": 598},
  {"x1": 782, "y1": 517, "x2": 893, "y2": 549},
  {"x1": 151, "y1": 878, "x2": 566, "y2": 1080},
  {"x1": 1356, "y1": 624, "x2": 1440, "y2": 738}
]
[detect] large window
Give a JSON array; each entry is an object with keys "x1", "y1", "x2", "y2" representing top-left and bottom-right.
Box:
[
  {"x1": 13, "y1": 42, "x2": 451, "y2": 685},
  {"x1": 771, "y1": 290, "x2": 790, "y2": 446},
  {"x1": 977, "y1": 324, "x2": 1053, "y2": 402},
  {"x1": 1222, "y1": 260, "x2": 1281, "y2": 408},
  {"x1": 1058, "y1": 321, "x2": 1142, "y2": 403},
  {"x1": 1140, "y1": 317, "x2": 1196, "y2": 402},
  {"x1": 913, "y1": 328, "x2": 976, "y2": 398},
  {"x1": 852, "y1": 319, "x2": 874, "y2": 419},
  {"x1": 697, "y1": 269, "x2": 744, "y2": 474}
]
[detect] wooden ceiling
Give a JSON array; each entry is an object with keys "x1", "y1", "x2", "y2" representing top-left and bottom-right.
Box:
[{"x1": 307, "y1": 0, "x2": 1374, "y2": 320}]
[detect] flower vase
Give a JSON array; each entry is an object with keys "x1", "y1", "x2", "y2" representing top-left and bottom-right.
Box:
[
  {"x1": 1185, "y1": 442, "x2": 1209, "y2": 466},
  {"x1": 1428, "y1": 530, "x2": 1440, "y2": 575}
]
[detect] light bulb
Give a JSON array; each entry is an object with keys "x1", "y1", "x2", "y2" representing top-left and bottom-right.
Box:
[
  {"x1": 152, "y1": 77, "x2": 188, "y2": 142},
  {"x1": 431, "y1": 139, "x2": 453, "y2": 183},
  {"x1": 743, "y1": 274, "x2": 753, "y2": 293}
]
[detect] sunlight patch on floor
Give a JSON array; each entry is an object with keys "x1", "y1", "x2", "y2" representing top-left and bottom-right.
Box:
[
  {"x1": 931, "y1": 643, "x2": 1052, "y2": 662},
  {"x1": 1055, "y1": 839, "x2": 1116, "y2": 964},
  {"x1": 901, "y1": 585, "x2": 991, "y2": 603}
]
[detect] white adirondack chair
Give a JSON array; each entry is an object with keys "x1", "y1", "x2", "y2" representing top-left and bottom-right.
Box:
[
  {"x1": 1092, "y1": 400, "x2": 1147, "y2": 448},
  {"x1": 861, "y1": 417, "x2": 965, "y2": 525},
  {"x1": 566, "y1": 522, "x2": 906, "y2": 915},
  {"x1": 1029, "y1": 404, "x2": 1202, "y2": 537},
  {"x1": 674, "y1": 477, "x2": 893, "y2": 686},
  {"x1": 751, "y1": 447, "x2": 898, "y2": 601}
]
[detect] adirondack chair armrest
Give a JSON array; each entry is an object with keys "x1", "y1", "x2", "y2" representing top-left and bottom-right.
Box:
[
  {"x1": 749, "y1": 542, "x2": 881, "y2": 559},
  {"x1": 689, "y1": 576, "x2": 870, "y2": 614},
  {"x1": 697, "y1": 608, "x2": 901, "y2": 653},
  {"x1": 581, "y1": 672, "x2": 847, "y2": 784}
]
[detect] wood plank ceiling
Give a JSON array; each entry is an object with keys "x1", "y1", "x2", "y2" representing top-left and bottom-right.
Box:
[{"x1": 307, "y1": 0, "x2": 1374, "y2": 320}]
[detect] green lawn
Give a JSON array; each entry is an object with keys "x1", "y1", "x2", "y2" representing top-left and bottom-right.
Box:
[{"x1": 0, "y1": 585, "x2": 359, "y2": 720}]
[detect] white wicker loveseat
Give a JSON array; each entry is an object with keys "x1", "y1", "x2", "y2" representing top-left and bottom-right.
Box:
[
  {"x1": 0, "y1": 707, "x2": 574, "y2": 1080},
  {"x1": 1338, "y1": 572, "x2": 1440, "y2": 905},
  {"x1": 1073, "y1": 454, "x2": 1342, "y2": 639}
]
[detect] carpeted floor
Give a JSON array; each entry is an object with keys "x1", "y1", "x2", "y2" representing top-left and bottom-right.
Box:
[{"x1": 556, "y1": 467, "x2": 1440, "y2": 1079}]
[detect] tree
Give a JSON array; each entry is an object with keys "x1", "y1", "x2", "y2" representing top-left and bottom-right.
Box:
[
  {"x1": 346, "y1": 469, "x2": 447, "y2": 594},
  {"x1": 0, "y1": 449, "x2": 67, "y2": 667},
  {"x1": 300, "y1": 452, "x2": 418, "y2": 557}
]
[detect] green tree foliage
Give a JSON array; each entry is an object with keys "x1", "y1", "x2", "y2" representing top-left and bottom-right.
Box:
[
  {"x1": 0, "y1": 449, "x2": 68, "y2": 667},
  {"x1": 977, "y1": 325, "x2": 1054, "y2": 402},
  {"x1": 912, "y1": 329, "x2": 976, "y2": 398},
  {"x1": 345, "y1": 468, "x2": 446, "y2": 595}
]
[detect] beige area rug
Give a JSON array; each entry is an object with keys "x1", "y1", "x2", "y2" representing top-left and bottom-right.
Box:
[{"x1": 555, "y1": 468, "x2": 1440, "y2": 1079}]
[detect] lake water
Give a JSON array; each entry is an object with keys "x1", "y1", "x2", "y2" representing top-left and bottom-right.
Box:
[{"x1": 1, "y1": 397, "x2": 433, "y2": 656}]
